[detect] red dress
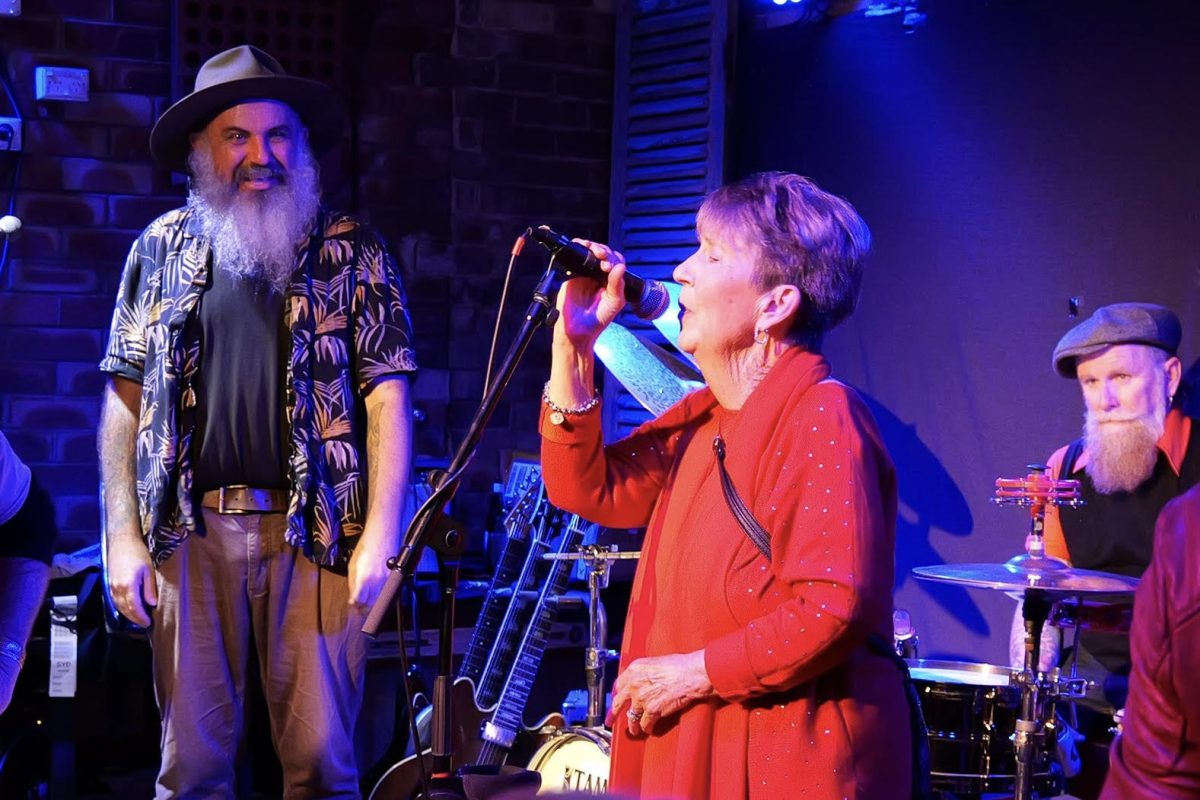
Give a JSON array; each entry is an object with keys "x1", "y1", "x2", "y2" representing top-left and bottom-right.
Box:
[{"x1": 540, "y1": 348, "x2": 911, "y2": 799}]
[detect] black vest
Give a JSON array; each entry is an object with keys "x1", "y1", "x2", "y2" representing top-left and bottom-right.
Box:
[{"x1": 1059, "y1": 421, "x2": 1200, "y2": 675}]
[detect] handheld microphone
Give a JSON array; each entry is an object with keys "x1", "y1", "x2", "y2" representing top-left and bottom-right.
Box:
[
  {"x1": 0, "y1": 215, "x2": 20, "y2": 236},
  {"x1": 526, "y1": 225, "x2": 670, "y2": 321}
]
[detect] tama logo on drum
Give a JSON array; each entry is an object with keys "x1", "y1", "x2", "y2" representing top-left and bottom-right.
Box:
[{"x1": 559, "y1": 766, "x2": 608, "y2": 793}]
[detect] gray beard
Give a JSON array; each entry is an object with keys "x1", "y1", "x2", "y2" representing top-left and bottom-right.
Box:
[
  {"x1": 1083, "y1": 405, "x2": 1167, "y2": 494},
  {"x1": 186, "y1": 141, "x2": 321, "y2": 293}
]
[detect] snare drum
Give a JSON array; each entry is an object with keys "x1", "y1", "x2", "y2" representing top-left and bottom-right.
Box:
[
  {"x1": 527, "y1": 727, "x2": 611, "y2": 795},
  {"x1": 908, "y1": 659, "x2": 1060, "y2": 796}
]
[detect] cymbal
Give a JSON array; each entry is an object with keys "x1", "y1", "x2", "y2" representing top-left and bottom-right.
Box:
[
  {"x1": 594, "y1": 323, "x2": 704, "y2": 416},
  {"x1": 913, "y1": 554, "x2": 1139, "y2": 594}
]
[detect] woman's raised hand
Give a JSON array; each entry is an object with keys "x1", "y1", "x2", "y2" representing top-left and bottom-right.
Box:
[{"x1": 554, "y1": 239, "x2": 628, "y2": 349}]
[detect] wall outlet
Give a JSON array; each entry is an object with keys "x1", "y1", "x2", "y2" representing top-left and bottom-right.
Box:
[
  {"x1": 35, "y1": 66, "x2": 89, "y2": 102},
  {"x1": 0, "y1": 117, "x2": 21, "y2": 152}
]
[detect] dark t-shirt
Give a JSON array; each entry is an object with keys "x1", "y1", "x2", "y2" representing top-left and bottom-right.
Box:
[
  {"x1": 1061, "y1": 424, "x2": 1200, "y2": 687},
  {"x1": 191, "y1": 265, "x2": 289, "y2": 493}
]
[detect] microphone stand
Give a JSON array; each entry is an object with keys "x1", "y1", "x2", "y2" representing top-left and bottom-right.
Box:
[{"x1": 363, "y1": 263, "x2": 563, "y2": 799}]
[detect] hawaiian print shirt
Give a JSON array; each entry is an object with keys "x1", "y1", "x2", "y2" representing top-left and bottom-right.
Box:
[{"x1": 100, "y1": 206, "x2": 418, "y2": 569}]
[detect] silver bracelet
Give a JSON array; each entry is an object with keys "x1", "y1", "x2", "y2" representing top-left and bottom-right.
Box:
[
  {"x1": 0, "y1": 636, "x2": 25, "y2": 668},
  {"x1": 542, "y1": 381, "x2": 600, "y2": 425}
]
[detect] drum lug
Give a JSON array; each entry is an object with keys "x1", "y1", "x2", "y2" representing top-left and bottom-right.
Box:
[{"x1": 1058, "y1": 678, "x2": 1090, "y2": 699}]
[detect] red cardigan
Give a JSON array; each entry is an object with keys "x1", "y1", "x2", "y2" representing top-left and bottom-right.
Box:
[
  {"x1": 540, "y1": 348, "x2": 910, "y2": 799},
  {"x1": 1102, "y1": 483, "x2": 1200, "y2": 798}
]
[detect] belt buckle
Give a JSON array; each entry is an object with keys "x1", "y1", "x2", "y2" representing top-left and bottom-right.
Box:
[{"x1": 217, "y1": 485, "x2": 251, "y2": 515}]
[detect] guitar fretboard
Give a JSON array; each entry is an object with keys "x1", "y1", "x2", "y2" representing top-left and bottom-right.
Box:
[
  {"x1": 460, "y1": 474, "x2": 544, "y2": 705},
  {"x1": 480, "y1": 512, "x2": 590, "y2": 755}
]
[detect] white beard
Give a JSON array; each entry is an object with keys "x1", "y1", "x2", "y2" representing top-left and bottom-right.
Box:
[
  {"x1": 1083, "y1": 398, "x2": 1168, "y2": 494},
  {"x1": 187, "y1": 139, "x2": 321, "y2": 293}
]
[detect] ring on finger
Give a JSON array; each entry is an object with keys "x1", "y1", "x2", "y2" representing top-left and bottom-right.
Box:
[{"x1": 627, "y1": 708, "x2": 643, "y2": 721}]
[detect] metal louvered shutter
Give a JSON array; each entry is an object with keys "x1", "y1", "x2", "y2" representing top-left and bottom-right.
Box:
[{"x1": 603, "y1": 0, "x2": 731, "y2": 439}]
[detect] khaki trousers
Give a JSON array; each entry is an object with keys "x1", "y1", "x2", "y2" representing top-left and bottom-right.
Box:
[{"x1": 150, "y1": 508, "x2": 367, "y2": 799}]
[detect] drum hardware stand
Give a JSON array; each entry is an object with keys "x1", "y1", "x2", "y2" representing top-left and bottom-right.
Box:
[
  {"x1": 993, "y1": 466, "x2": 1085, "y2": 800},
  {"x1": 1057, "y1": 592, "x2": 1086, "y2": 746},
  {"x1": 583, "y1": 547, "x2": 620, "y2": 728},
  {"x1": 363, "y1": 257, "x2": 568, "y2": 800},
  {"x1": 914, "y1": 467, "x2": 1138, "y2": 799},
  {"x1": 544, "y1": 545, "x2": 641, "y2": 728},
  {"x1": 525, "y1": 547, "x2": 639, "y2": 790},
  {"x1": 1013, "y1": 588, "x2": 1052, "y2": 800}
]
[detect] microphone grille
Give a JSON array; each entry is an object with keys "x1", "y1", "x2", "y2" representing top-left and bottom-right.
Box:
[{"x1": 631, "y1": 279, "x2": 671, "y2": 321}]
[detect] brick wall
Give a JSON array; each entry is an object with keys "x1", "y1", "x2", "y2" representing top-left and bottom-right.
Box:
[{"x1": 0, "y1": 0, "x2": 614, "y2": 552}]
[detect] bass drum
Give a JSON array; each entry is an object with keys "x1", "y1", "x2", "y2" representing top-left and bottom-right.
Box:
[{"x1": 527, "y1": 727, "x2": 611, "y2": 795}]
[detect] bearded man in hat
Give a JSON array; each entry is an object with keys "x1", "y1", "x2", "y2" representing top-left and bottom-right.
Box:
[
  {"x1": 98, "y1": 45, "x2": 416, "y2": 797},
  {"x1": 1007, "y1": 302, "x2": 1197, "y2": 797}
]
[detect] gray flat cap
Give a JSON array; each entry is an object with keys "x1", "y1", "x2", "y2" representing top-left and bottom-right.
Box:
[{"x1": 1053, "y1": 302, "x2": 1181, "y2": 377}]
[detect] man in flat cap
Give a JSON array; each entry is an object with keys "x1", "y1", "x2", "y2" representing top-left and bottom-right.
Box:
[
  {"x1": 98, "y1": 45, "x2": 417, "y2": 797},
  {"x1": 1009, "y1": 302, "x2": 1197, "y2": 796}
]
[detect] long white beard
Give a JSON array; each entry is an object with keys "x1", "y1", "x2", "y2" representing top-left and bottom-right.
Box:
[
  {"x1": 187, "y1": 140, "x2": 321, "y2": 293},
  {"x1": 1083, "y1": 397, "x2": 1168, "y2": 494}
]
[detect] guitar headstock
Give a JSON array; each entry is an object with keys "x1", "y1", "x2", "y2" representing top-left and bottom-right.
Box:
[
  {"x1": 501, "y1": 459, "x2": 542, "y2": 509},
  {"x1": 501, "y1": 465, "x2": 547, "y2": 540}
]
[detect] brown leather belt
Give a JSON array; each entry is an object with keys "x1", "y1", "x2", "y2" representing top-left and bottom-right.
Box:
[{"x1": 200, "y1": 485, "x2": 288, "y2": 515}]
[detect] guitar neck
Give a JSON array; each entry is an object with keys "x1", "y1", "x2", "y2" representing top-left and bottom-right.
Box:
[
  {"x1": 460, "y1": 478, "x2": 544, "y2": 687},
  {"x1": 473, "y1": 491, "x2": 562, "y2": 707},
  {"x1": 459, "y1": 533, "x2": 530, "y2": 684},
  {"x1": 480, "y1": 512, "x2": 590, "y2": 755}
]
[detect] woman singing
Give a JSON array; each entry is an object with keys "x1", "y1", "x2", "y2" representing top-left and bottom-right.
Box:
[{"x1": 539, "y1": 172, "x2": 911, "y2": 799}]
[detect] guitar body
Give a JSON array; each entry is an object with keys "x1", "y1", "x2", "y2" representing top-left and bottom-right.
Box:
[{"x1": 368, "y1": 678, "x2": 564, "y2": 800}]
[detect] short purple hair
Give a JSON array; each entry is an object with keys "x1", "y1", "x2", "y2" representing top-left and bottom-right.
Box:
[{"x1": 697, "y1": 171, "x2": 870, "y2": 351}]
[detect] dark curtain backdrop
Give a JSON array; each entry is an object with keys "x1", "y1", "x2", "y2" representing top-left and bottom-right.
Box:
[{"x1": 731, "y1": 0, "x2": 1200, "y2": 663}]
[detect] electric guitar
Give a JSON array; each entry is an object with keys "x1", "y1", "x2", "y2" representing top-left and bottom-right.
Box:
[{"x1": 368, "y1": 482, "x2": 594, "y2": 798}]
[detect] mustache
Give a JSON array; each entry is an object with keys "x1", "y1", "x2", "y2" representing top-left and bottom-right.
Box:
[
  {"x1": 236, "y1": 164, "x2": 286, "y2": 183},
  {"x1": 1092, "y1": 414, "x2": 1146, "y2": 425}
]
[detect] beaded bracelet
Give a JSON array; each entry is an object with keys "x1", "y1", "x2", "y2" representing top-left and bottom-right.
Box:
[
  {"x1": 0, "y1": 635, "x2": 25, "y2": 668},
  {"x1": 542, "y1": 381, "x2": 601, "y2": 425}
]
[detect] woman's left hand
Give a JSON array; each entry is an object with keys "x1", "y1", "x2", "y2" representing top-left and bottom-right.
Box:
[{"x1": 610, "y1": 649, "x2": 714, "y2": 736}]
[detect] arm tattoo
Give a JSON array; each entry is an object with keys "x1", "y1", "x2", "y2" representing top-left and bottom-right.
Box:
[
  {"x1": 367, "y1": 411, "x2": 381, "y2": 501},
  {"x1": 98, "y1": 391, "x2": 141, "y2": 540}
]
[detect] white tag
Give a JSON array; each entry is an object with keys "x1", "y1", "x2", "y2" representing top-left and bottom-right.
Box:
[{"x1": 49, "y1": 595, "x2": 78, "y2": 698}]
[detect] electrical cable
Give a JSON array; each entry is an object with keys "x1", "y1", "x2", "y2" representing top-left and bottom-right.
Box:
[
  {"x1": 393, "y1": 594, "x2": 434, "y2": 800},
  {"x1": 0, "y1": 158, "x2": 21, "y2": 281},
  {"x1": 481, "y1": 233, "x2": 529, "y2": 401},
  {"x1": 0, "y1": 40, "x2": 24, "y2": 281}
]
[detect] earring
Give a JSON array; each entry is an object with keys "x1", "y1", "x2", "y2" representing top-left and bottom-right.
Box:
[{"x1": 754, "y1": 328, "x2": 771, "y2": 367}]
